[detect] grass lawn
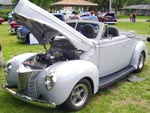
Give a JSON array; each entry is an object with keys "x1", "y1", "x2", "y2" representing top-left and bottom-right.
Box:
[
  {"x1": 0, "y1": 21, "x2": 150, "y2": 113},
  {"x1": 118, "y1": 14, "x2": 150, "y2": 19},
  {"x1": 116, "y1": 22, "x2": 150, "y2": 35}
]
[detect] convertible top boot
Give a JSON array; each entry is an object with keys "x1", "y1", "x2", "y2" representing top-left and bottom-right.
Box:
[{"x1": 0, "y1": 45, "x2": 4, "y2": 67}]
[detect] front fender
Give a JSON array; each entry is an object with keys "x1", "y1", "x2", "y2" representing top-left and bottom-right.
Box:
[
  {"x1": 37, "y1": 60, "x2": 99, "y2": 105},
  {"x1": 7, "y1": 53, "x2": 36, "y2": 64},
  {"x1": 130, "y1": 40, "x2": 147, "y2": 69},
  {"x1": 5, "y1": 53, "x2": 37, "y2": 86}
]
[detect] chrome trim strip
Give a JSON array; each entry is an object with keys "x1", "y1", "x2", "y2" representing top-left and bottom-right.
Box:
[{"x1": 3, "y1": 85, "x2": 56, "y2": 108}]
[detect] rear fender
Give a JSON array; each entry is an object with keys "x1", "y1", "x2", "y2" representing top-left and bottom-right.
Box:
[
  {"x1": 130, "y1": 40, "x2": 147, "y2": 69},
  {"x1": 5, "y1": 53, "x2": 37, "y2": 86}
]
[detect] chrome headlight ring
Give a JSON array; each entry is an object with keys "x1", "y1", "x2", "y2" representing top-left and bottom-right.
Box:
[
  {"x1": 44, "y1": 69, "x2": 57, "y2": 91},
  {"x1": 4, "y1": 62, "x2": 12, "y2": 76}
]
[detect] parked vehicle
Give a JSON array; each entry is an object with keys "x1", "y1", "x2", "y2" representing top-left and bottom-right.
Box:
[
  {"x1": 80, "y1": 12, "x2": 90, "y2": 20},
  {"x1": 16, "y1": 26, "x2": 31, "y2": 43},
  {"x1": 3, "y1": 0, "x2": 147, "y2": 111},
  {"x1": 0, "y1": 17, "x2": 4, "y2": 24},
  {"x1": 8, "y1": 12, "x2": 13, "y2": 23},
  {"x1": 9, "y1": 20, "x2": 21, "y2": 33},
  {"x1": 16, "y1": 13, "x2": 65, "y2": 44},
  {"x1": 98, "y1": 12, "x2": 117, "y2": 24},
  {"x1": 80, "y1": 12, "x2": 98, "y2": 21}
]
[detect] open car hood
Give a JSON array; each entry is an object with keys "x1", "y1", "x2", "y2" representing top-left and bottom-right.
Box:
[{"x1": 13, "y1": 0, "x2": 93, "y2": 51}]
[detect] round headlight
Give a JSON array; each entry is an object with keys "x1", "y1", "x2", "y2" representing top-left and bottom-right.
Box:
[
  {"x1": 44, "y1": 70, "x2": 57, "y2": 91},
  {"x1": 4, "y1": 62, "x2": 12, "y2": 76}
]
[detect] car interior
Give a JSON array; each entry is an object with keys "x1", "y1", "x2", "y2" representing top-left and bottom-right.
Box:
[{"x1": 103, "y1": 26, "x2": 119, "y2": 38}]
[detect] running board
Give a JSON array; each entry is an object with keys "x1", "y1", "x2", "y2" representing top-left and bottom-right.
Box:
[{"x1": 99, "y1": 65, "x2": 135, "y2": 89}]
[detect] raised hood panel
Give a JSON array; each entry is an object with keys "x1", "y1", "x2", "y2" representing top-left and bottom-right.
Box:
[{"x1": 13, "y1": 0, "x2": 93, "y2": 51}]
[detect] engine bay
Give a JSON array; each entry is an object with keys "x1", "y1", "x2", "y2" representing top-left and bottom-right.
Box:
[{"x1": 23, "y1": 38, "x2": 83, "y2": 69}]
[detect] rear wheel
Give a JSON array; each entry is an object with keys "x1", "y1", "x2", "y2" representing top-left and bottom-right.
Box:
[
  {"x1": 135, "y1": 52, "x2": 145, "y2": 72},
  {"x1": 63, "y1": 79, "x2": 92, "y2": 111}
]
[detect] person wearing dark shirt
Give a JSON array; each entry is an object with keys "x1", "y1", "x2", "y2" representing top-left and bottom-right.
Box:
[{"x1": 132, "y1": 12, "x2": 136, "y2": 22}]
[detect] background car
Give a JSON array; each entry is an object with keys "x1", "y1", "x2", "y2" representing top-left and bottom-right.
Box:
[
  {"x1": 8, "y1": 12, "x2": 13, "y2": 23},
  {"x1": 80, "y1": 12, "x2": 98, "y2": 21},
  {"x1": 98, "y1": 12, "x2": 117, "y2": 24},
  {"x1": 80, "y1": 12, "x2": 91, "y2": 20},
  {"x1": 16, "y1": 26, "x2": 30, "y2": 43},
  {"x1": 0, "y1": 17, "x2": 4, "y2": 24},
  {"x1": 16, "y1": 13, "x2": 65, "y2": 44},
  {"x1": 9, "y1": 20, "x2": 21, "y2": 33}
]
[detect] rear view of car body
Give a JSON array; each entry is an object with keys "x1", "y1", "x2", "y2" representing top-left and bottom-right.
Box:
[
  {"x1": 0, "y1": 18, "x2": 4, "y2": 24},
  {"x1": 98, "y1": 12, "x2": 117, "y2": 24},
  {"x1": 9, "y1": 20, "x2": 21, "y2": 33}
]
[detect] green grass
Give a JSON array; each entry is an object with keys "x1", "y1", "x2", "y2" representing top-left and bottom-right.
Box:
[
  {"x1": 118, "y1": 14, "x2": 150, "y2": 19},
  {"x1": 0, "y1": 24, "x2": 44, "y2": 61},
  {"x1": 0, "y1": 21, "x2": 150, "y2": 113},
  {"x1": 116, "y1": 21, "x2": 150, "y2": 35}
]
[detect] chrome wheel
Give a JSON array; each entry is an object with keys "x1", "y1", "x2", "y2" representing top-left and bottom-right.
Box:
[
  {"x1": 71, "y1": 84, "x2": 88, "y2": 107},
  {"x1": 138, "y1": 53, "x2": 144, "y2": 70},
  {"x1": 135, "y1": 52, "x2": 145, "y2": 72},
  {"x1": 63, "y1": 79, "x2": 92, "y2": 111}
]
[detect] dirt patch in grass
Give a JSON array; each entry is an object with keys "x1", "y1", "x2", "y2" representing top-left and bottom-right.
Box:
[{"x1": 112, "y1": 98, "x2": 149, "y2": 108}]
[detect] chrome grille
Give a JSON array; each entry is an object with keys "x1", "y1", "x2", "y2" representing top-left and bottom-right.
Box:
[
  {"x1": 28, "y1": 71, "x2": 40, "y2": 98},
  {"x1": 18, "y1": 72, "x2": 31, "y2": 94},
  {"x1": 18, "y1": 69, "x2": 40, "y2": 98}
]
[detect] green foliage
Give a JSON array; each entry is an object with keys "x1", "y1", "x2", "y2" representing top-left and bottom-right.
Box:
[
  {"x1": 0, "y1": 8, "x2": 13, "y2": 20},
  {"x1": 92, "y1": 0, "x2": 150, "y2": 12},
  {"x1": 10, "y1": 0, "x2": 150, "y2": 12},
  {"x1": 12, "y1": 0, "x2": 60, "y2": 10},
  {"x1": 116, "y1": 21, "x2": 149, "y2": 34}
]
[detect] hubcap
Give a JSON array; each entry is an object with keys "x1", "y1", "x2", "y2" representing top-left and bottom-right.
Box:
[
  {"x1": 139, "y1": 54, "x2": 144, "y2": 69},
  {"x1": 71, "y1": 84, "x2": 88, "y2": 107}
]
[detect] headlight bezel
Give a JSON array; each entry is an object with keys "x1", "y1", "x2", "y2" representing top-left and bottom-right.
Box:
[
  {"x1": 44, "y1": 69, "x2": 57, "y2": 91},
  {"x1": 4, "y1": 62, "x2": 12, "y2": 76}
]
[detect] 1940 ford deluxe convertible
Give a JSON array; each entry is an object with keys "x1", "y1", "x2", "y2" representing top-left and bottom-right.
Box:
[{"x1": 3, "y1": 0, "x2": 147, "y2": 111}]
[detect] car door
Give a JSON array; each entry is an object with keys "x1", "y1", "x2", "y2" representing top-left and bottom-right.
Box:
[{"x1": 98, "y1": 35, "x2": 136, "y2": 77}]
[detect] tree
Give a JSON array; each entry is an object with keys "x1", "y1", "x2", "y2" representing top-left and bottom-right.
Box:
[
  {"x1": 12, "y1": 0, "x2": 150, "y2": 12},
  {"x1": 12, "y1": 0, "x2": 60, "y2": 10},
  {"x1": 89, "y1": 0, "x2": 150, "y2": 12}
]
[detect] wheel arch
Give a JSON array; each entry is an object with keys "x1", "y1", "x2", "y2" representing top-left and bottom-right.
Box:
[
  {"x1": 81, "y1": 77, "x2": 95, "y2": 94},
  {"x1": 130, "y1": 40, "x2": 147, "y2": 69}
]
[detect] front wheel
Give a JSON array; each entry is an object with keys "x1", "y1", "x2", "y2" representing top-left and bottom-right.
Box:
[
  {"x1": 63, "y1": 79, "x2": 92, "y2": 111},
  {"x1": 135, "y1": 52, "x2": 145, "y2": 72}
]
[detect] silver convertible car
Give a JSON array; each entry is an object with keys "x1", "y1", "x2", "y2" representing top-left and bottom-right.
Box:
[{"x1": 3, "y1": 0, "x2": 147, "y2": 111}]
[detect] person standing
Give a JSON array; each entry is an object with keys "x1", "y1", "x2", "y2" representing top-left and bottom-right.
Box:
[
  {"x1": 130, "y1": 13, "x2": 132, "y2": 22},
  {"x1": 132, "y1": 12, "x2": 136, "y2": 22}
]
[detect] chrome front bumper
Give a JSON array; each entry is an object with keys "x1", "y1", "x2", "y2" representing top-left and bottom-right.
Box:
[{"x1": 2, "y1": 85, "x2": 56, "y2": 108}]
